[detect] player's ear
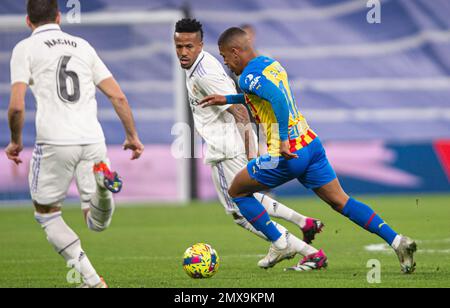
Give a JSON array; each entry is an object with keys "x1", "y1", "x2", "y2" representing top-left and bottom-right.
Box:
[
  {"x1": 56, "y1": 12, "x2": 62, "y2": 25},
  {"x1": 26, "y1": 16, "x2": 33, "y2": 30},
  {"x1": 231, "y1": 47, "x2": 240, "y2": 59}
]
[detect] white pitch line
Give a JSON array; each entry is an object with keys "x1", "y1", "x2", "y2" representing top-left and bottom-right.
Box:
[{"x1": 365, "y1": 239, "x2": 450, "y2": 254}]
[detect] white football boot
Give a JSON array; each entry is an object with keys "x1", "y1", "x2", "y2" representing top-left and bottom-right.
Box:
[
  {"x1": 394, "y1": 235, "x2": 417, "y2": 274},
  {"x1": 258, "y1": 232, "x2": 297, "y2": 269}
]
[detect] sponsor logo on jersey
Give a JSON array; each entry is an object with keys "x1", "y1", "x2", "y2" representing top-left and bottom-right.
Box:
[
  {"x1": 249, "y1": 76, "x2": 261, "y2": 92},
  {"x1": 245, "y1": 74, "x2": 254, "y2": 85}
]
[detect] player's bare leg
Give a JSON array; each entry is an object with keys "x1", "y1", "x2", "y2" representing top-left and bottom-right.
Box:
[
  {"x1": 313, "y1": 178, "x2": 417, "y2": 274},
  {"x1": 312, "y1": 178, "x2": 349, "y2": 212},
  {"x1": 229, "y1": 168, "x2": 326, "y2": 270},
  {"x1": 34, "y1": 203, "x2": 107, "y2": 288}
]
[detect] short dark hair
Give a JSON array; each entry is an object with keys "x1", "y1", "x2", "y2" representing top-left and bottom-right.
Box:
[
  {"x1": 175, "y1": 18, "x2": 203, "y2": 40},
  {"x1": 218, "y1": 27, "x2": 247, "y2": 46},
  {"x1": 27, "y1": 0, "x2": 59, "y2": 26}
]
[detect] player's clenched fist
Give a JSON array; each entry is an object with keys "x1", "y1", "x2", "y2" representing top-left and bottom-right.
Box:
[
  {"x1": 5, "y1": 142, "x2": 23, "y2": 165},
  {"x1": 199, "y1": 94, "x2": 227, "y2": 108},
  {"x1": 123, "y1": 137, "x2": 144, "y2": 160}
]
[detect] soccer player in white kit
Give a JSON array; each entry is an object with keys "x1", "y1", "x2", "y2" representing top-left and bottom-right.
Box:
[
  {"x1": 174, "y1": 19, "x2": 325, "y2": 269},
  {"x1": 5, "y1": 0, "x2": 144, "y2": 288}
]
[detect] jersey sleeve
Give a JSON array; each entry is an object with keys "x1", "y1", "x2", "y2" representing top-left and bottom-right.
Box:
[
  {"x1": 10, "y1": 42, "x2": 31, "y2": 85},
  {"x1": 89, "y1": 44, "x2": 113, "y2": 85},
  {"x1": 240, "y1": 72, "x2": 290, "y2": 142}
]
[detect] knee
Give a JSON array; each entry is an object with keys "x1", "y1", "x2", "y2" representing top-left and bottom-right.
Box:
[
  {"x1": 228, "y1": 187, "x2": 251, "y2": 199},
  {"x1": 227, "y1": 185, "x2": 238, "y2": 199},
  {"x1": 330, "y1": 203, "x2": 345, "y2": 213},
  {"x1": 328, "y1": 196, "x2": 350, "y2": 213},
  {"x1": 228, "y1": 187, "x2": 238, "y2": 199},
  {"x1": 34, "y1": 201, "x2": 62, "y2": 214}
]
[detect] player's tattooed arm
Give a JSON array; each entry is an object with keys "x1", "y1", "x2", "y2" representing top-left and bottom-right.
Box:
[
  {"x1": 97, "y1": 77, "x2": 144, "y2": 160},
  {"x1": 5, "y1": 82, "x2": 26, "y2": 165},
  {"x1": 227, "y1": 105, "x2": 258, "y2": 160}
]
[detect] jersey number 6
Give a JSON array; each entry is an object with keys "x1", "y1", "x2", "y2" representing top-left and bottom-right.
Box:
[{"x1": 57, "y1": 56, "x2": 80, "y2": 104}]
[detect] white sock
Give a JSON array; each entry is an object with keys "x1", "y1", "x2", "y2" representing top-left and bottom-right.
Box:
[
  {"x1": 391, "y1": 235, "x2": 402, "y2": 250},
  {"x1": 273, "y1": 233, "x2": 288, "y2": 250},
  {"x1": 288, "y1": 234, "x2": 318, "y2": 257},
  {"x1": 272, "y1": 222, "x2": 288, "y2": 250},
  {"x1": 234, "y1": 216, "x2": 268, "y2": 241},
  {"x1": 87, "y1": 187, "x2": 115, "y2": 232},
  {"x1": 255, "y1": 193, "x2": 308, "y2": 228},
  {"x1": 35, "y1": 212, "x2": 101, "y2": 286}
]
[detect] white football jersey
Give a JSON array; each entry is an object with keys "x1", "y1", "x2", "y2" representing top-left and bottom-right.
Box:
[
  {"x1": 185, "y1": 51, "x2": 248, "y2": 164},
  {"x1": 10, "y1": 24, "x2": 112, "y2": 145}
]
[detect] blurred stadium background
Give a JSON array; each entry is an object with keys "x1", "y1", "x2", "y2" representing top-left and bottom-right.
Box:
[{"x1": 1, "y1": 0, "x2": 450, "y2": 205}]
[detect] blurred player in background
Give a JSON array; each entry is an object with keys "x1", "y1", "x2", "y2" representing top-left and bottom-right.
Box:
[
  {"x1": 174, "y1": 18, "x2": 325, "y2": 270},
  {"x1": 5, "y1": 0, "x2": 144, "y2": 288},
  {"x1": 201, "y1": 27, "x2": 417, "y2": 273}
]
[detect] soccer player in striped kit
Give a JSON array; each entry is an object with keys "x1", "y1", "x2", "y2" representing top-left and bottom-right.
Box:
[
  {"x1": 200, "y1": 27, "x2": 417, "y2": 273},
  {"x1": 174, "y1": 18, "x2": 326, "y2": 270}
]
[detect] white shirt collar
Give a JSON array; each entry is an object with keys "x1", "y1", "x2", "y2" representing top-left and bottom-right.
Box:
[
  {"x1": 32, "y1": 23, "x2": 61, "y2": 36},
  {"x1": 186, "y1": 51, "x2": 206, "y2": 78}
]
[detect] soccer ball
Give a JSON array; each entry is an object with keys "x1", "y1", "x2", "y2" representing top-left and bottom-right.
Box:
[{"x1": 182, "y1": 243, "x2": 220, "y2": 279}]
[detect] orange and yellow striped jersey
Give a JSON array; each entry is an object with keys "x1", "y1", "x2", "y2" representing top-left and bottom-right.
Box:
[{"x1": 239, "y1": 56, "x2": 316, "y2": 157}]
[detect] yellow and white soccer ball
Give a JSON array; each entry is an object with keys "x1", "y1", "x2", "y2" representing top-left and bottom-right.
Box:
[{"x1": 182, "y1": 243, "x2": 220, "y2": 279}]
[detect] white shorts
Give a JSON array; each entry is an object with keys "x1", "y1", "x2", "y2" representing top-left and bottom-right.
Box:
[
  {"x1": 29, "y1": 143, "x2": 108, "y2": 206},
  {"x1": 210, "y1": 154, "x2": 248, "y2": 215}
]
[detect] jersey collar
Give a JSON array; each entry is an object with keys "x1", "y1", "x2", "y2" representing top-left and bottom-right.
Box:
[
  {"x1": 32, "y1": 23, "x2": 62, "y2": 36},
  {"x1": 186, "y1": 51, "x2": 205, "y2": 78}
]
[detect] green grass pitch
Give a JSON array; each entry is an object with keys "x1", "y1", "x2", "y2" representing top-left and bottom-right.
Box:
[{"x1": 0, "y1": 194, "x2": 449, "y2": 288}]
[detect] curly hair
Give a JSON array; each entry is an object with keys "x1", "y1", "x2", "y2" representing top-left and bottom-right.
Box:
[{"x1": 175, "y1": 18, "x2": 204, "y2": 41}]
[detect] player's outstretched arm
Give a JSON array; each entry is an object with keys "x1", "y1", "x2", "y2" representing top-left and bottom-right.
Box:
[
  {"x1": 5, "y1": 82, "x2": 27, "y2": 165},
  {"x1": 200, "y1": 94, "x2": 245, "y2": 108},
  {"x1": 97, "y1": 77, "x2": 144, "y2": 160}
]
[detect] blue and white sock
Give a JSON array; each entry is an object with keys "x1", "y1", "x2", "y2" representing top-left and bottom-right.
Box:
[
  {"x1": 233, "y1": 196, "x2": 283, "y2": 245},
  {"x1": 342, "y1": 198, "x2": 399, "y2": 246}
]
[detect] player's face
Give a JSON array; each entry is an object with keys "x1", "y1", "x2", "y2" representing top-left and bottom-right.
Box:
[
  {"x1": 174, "y1": 32, "x2": 203, "y2": 69},
  {"x1": 219, "y1": 45, "x2": 243, "y2": 75}
]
